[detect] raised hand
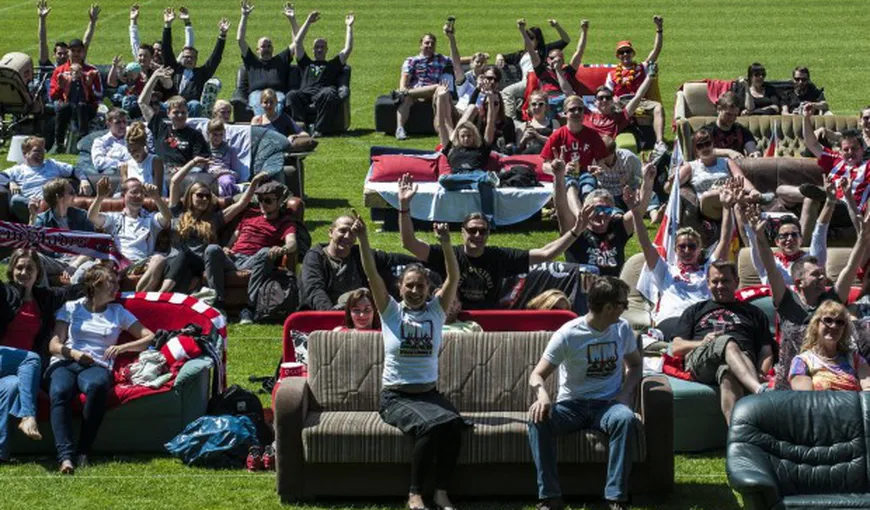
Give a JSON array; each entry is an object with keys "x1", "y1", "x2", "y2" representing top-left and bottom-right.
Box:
[
  {"x1": 163, "y1": 7, "x2": 175, "y2": 24},
  {"x1": 96, "y1": 176, "x2": 111, "y2": 198},
  {"x1": 398, "y1": 173, "x2": 418, "y2": 204},
  {"x1": 516, "y1": 18, "x2": 526, "y2": 30},
  {"x1": 129, "y1": 4, "x2": 139, "y2": 23},
  {"x1": 38, "y1": 0, "x2": 51, "y2": 18},
  {"x1": 576, "y1": 204, "x2": 593, "y2": 231},
  {"x1": 839, "y1": 176, "x2": 854, "y2": 201},
  {"x1": 580, "y1": 19, "x2": 589, "y2": 31},
  {"x1": 743, "y1": 202, "x2": 766, "y2": 234},
  {"x1": 623, "y1": 186, "x2": 640, "y2": 211},
  {"x1": 345, "y1": 12, "x2": 354, "y2": 26},
  {"x1": 240, "y1": 0, "x2": 254, "y2": 17},
  {"x1": 547, "y1": 18, "x2": 559, "y2": 27},
  {"x1": 719, "y1": 182, "x2": 736, "y2": 209},
  {"x1": 143, "y1": 182, "x2": 160, "y2": 198},
  {"x1": 642, "y1": 162, "x2": 656, "y2": 184},
  {"x1": 350, "y1": 209, "x2": 367, "y2": 238},
  {"x1": 282, "y1": 2, "x2": 294, "y2": 19},
  {"x1": 112, "y1": 55, "x2": 123, "y2": 68},
  {"x1": 218, "y1": 17, "x2": 230, "y2": 35},
  {"x1": 823, "y1": 174, "x2": 837, "y2": 201},
  {"x1": 433, "y1": 222, "x2": 450, "y2": 242},
  {"x1": 179, "y1": 6, "x2": 189, "y2": 22},
  {"x1": 306, "y1": 10, "x2": 320, "y2": 24},
  {"x1": 89, "y1": 4, "x2": 100, "y2": 22},
  {"x1": 443, "y1": 21, "x2": 454, "y2": 36},
  {"x1": 157, "y1": 65, "x2": 175, "y2": 79},
  {"x1": 653, "y1": 15, "x2": 663, "y2": 28}
]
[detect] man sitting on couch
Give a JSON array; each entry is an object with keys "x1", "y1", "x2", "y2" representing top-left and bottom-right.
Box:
[
  {"x1": 91, "y1": 108, "x2": 132, "y2": 175},
  {"x1": 300, "y1": 214, "x2": 415, "y2": 310},
  {"x1": 527, "y1": 276, "x2": 642, "y2": 510},
  {"x1": 704, "y1": 91, "x2": 761, "y2": 159},
  {"x1": 671, "y1": 260, "x2": 776, "y2": 425},
  {"x1": 30, "y1": 178, "x2": 94, "y2": 286}
]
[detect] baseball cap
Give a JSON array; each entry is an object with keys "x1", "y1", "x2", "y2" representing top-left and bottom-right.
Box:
[
  {"x1": 615, "y1": 40, "x2": 634, "y2": 53},
  {"x1": 255, "y1": 180, "x2": 287, "y2": 197},
  {"x1": 68, "y1": 38, "x2": 84, "y2": 49},
  {"x1": 124, "y1": 62, "x2": 141, "y2": 74}
]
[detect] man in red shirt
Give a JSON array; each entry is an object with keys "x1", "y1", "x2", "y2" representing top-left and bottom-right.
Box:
[
  {"x1": 49, "y1": 38, "x2": 103, "y2": 152},
  {"x1": 584, "y1": 63, "x2": 656, "y2": 151},
  {"x1": 604, "y1": 15, "x2": 665, "y2": 152},
  {"x1": 212, "y1": 180, "x2": 298, "y2": 324},
  {"x1": 541, "y1": 95, "x2": 609, "y2": 213}
]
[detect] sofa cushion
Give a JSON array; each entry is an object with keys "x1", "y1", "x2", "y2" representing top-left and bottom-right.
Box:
[
  {"x1": 301, "y1": 411, "x2": 646, "y2": 464},
  {"x1": 369, "y1": 154, "x2": 442, "y2": 183}
]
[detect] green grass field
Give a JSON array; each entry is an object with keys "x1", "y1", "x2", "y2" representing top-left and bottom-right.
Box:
[{"x1": 0, "y1": 0, "x2": 865, "y2": 507}]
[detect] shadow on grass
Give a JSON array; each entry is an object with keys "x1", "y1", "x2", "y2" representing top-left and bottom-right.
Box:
[
  {"x1": 305, "y1": 197, "x2": 353, "y2": 209},
  {"x1": 339, "y1": 129, "x2": 376, "y2": 137}
]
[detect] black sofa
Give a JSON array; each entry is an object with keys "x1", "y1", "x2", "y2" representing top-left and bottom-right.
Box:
[{"x1": 726, "y1": 391, "x2": 870, "y2": 509}]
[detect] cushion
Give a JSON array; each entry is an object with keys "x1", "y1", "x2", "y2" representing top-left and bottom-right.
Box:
[
  {"x1": 301, "y1": 411, "x2": 646, "y2": 464},
  {"x1": 160, "y1": 334, "x2": 203, "y2": 365},
  {"x1": 668, "y1": 376, "x2": 727, "y2": 452},
  {"x1": 499, "y1": 154, "x2": 550, "y2": 182},
  {"x1": 574, "y1": 66, "x2": 613, "y2": 96},
  {"x1": 369, "y1": 154, "x2": 442, "y2": 183}
]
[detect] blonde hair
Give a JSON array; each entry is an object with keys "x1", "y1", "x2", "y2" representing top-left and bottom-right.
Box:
[
  {"x1": 176, "y1": 182, "x2": 218, "y2": 244},
  {"x1": 583, "y1": 189, "x2": 615, "y2": 207},
  {"x1": 675, "y1": 227, "x2": 702, "y2": 246},
  {"x1": 261, "y1": 88, "x2": 278, "y2": 104},
  {"x1": 207, "y1": 118, "x2": 225, "y2": 134},
  {"x1": 526, "y1": 289, "x2": 571, "y2": 310},
  {"x1": 21, "y1": 136, "x2": 45, "y2": 154},
  {"x1": 801, "y1": 300, "x2": 853, "y2": 356},
  {"x1": 451, "y1": 121, "x2": 483, "y2": 148},
  {"x1": 166, "y1": 95, "x2": 187, "y2": 112},
  {"x1": 125, "y1": 121, "x2": 147, "y2": 147}
]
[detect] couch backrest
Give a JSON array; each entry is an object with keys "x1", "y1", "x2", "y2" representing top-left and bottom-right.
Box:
[
  {"x1": 619, "y1": 253, "x2": 652, "y2": 330},
  {"x1": 306, "y1": 330, "x2": 557, "y2": 413},
  {"x1": 678, "y1": 115, "x2": 860, "y2": 160},
  {"x1": 678, "y1": 81, "x2": 718, "y2": 118},
  {"x1": 728, "y1": 392, "x2": 870, "y2": 495}
]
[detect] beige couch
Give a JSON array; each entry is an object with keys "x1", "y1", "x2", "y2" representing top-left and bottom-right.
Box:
[
  {"x1": 274, "y1": 330, "x2": 674, "y2": 502},
  {"x1": 737, "y1": 246, "x2": 857, "y2": 288}
]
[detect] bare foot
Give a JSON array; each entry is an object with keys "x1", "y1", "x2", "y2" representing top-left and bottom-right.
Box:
[
  {"x1": 59, "y1": 459, "x2": 74, "y2": 475},
  {"x1": 407, "y1": 492, "x2": 426, "y2": 510},
  {"x1": 433, "y1": 490, "x2": 456, "y2": 510},
  {"x1": 18, "y1": 417, "x2": 41, "y2": 440}
]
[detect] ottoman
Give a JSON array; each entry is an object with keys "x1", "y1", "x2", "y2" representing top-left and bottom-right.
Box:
[{"x1": 667, "y1": 376, "x2": 728, "y2": 452}]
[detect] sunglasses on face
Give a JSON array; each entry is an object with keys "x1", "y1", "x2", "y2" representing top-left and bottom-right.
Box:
[
  {"x1": 596, "y1": 95, "x2": 613, "y2": 101},
  {"x1": 567, "y1": 107, "x2": 584, "y2": 114},
  {"x1": 695, "y1": 141, "x2": 713, "y2": 149},
  {"x1": 464, "y1": 227, "x2": 488, "y2": 236},
  {"x1": 530, "y1": 102, "x2": 546, "y2": 107},
  {"x1": 821, "y1": 316, "x2": 846, "y2": 328},
  {"x1": 594, "y1": 205, "x2": 615, "y2": 216},
  {"x1": 753, "y1": 72, "x2": 766, "y2": 78},
  {"x1": 194, "y1": 192, "x2": 210, "y2": 199},
  {"x1": 258, "y1": 196, "x2": 277, "y2": 205},
  {"x1": 617, "y1": 49, "x2": 633, "y2": 56},
  {"x1": 677, "y1": 243, "x2": 698, "y2": 251},
  {"x1": 777, "y1": 232, "x2": 800, "y2": 240},
  {"x1": 793, "y1": 77, "x2": 808, "y2": 82}
]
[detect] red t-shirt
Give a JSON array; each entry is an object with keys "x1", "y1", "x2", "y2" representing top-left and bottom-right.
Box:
[
  {"x1": 540, "y1": 125, "x2": 609, "y2": 171},
  {"x1": 231, "y1": 210, "x2": 298, "y2": 256},
  {"x1": 583, "y1": 110, "x2": 631, "y2": 139},
  {"x1": 605, "y1": 62, "x2": 648, "y2": 98},
  {"x1": 1, "y1": 301, "x2": 41, "y2": 351},
  {"x1": 819, "y1": 149, "x2": 870, "y2": 210}
]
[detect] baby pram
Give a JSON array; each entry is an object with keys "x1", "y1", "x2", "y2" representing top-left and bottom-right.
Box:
[{"x1": 0, "y1": 52, "x2": 42, "y2": 148}]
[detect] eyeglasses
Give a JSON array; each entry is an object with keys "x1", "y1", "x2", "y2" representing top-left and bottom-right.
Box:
[
  {"x1": 194, "y1": 192, "x2": 210, "y2": 199},
  {"x1": 617, "y1": 49, "x2": 633, "y2": 56},
  {"x1": 695, "y1": 141, "x2": 713, "y2": 149},
  {"x1": 776, "y1": 232, "x2": 800, "y2": 240},
  {"x1": 566, "y1": 107, "x2": 584, "y2": 114},
  {"x1": 530, "y1": 102, "x2": 546, "y2": 107},
  {"x1": 793, "y1": 77, "x2": 808, "y2": 82},
  {"x1": 677, "y1": 243, "x2": 698, "y2": 251},
  {"x1": 596, "y1": 95, "x2": 613, "y2": 101},
  {"x1": 258, "y1": 196, "x2": 277, "y2": 205},
  {"x1": 821, "y1": 316, "x2": 846, "y2": 328},
  {"x1": 464, "y1": 227, "x2": 489, "y2": 236},
  {"x1": 753, "y1": 72, "x2": 766, "y2": 78}
]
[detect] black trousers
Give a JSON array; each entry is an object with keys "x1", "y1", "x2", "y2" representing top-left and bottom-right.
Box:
[
  {"x1": 55, "y1": 102, "x2": 96, "y2": 147},
  {"x1": 286, "y1": 86, "x2": 341, "y2": 133}
]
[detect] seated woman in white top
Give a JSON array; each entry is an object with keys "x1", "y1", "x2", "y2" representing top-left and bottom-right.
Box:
[
  {"x1": 677, "y1": 129, "x2": 758, "y2": 219},
  {"x1": 120, "y1": 121, "x2": 164, "y2": 195},
  {"x1": 354, "y1": 210, "x2": 462, "y2": 510},
  {"x1": 629, "y1": 178, "x2": 740, "y2": 339},
  {"x1": 47, "y1": 264, "x2": 155, "y2": 475}
]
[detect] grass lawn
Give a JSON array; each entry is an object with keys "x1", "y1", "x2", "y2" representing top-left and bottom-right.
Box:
[{"x1": 0, "y1": 0, "x2": 864, "y2": 507}]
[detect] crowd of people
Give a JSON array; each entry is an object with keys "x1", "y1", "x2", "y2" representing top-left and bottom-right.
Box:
[{"x1": 5, "y1": 3, "x2": 870, "y2": 510}]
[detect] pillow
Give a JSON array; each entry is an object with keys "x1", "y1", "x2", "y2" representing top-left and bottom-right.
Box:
[
  {"x1": 160, "y1": 334, "x2": 203, "y2": 365},
  {"x1": 499, "y1": 155, "x2": 550, "y2": 182},
  {"x1": 369, "y1": 154, "x2": 441, "y2": 182}
]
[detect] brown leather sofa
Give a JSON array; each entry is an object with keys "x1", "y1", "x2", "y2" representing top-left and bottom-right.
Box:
[{"x1": 274, "y1": 330, "x2": 674, "y2": 502}]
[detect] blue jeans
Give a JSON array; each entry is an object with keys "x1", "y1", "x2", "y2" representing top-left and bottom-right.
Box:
[
  {"x1": 528, "y1": 398, "x2": 636, "y2": 502},
  {"x1": 0, "y1": 347, "x2": 41, "y2": 459},
  {"x1": 564, "y1": 173, "x2": 598, "y2": 203},
  {"x1": 438, "y1": 170, "x2": 496, "y2": 225},
  {"x1": 49, "y1": 360, "x2": 113, "y2": 462},
  {"x1": 186, "y1": 100, "x2": 204, "y2": 118},
  {"x1": 248, "y1": 90, "x2": 285, "y2": 117}
]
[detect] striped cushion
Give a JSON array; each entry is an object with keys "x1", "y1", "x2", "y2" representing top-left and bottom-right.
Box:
[{"x1": 301, "y1": 411, "x2": 646, "y2": 464}]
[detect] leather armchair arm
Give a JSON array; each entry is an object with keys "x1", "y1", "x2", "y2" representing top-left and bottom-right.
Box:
[
  {"x1": 275, "y1": 376, "x2": 310, "y2": 502},
  {"x1": 637, "y1": 374, "x2": 674, "y2": 494},
  {"x1": 726, "y1": 442, "x2": 783, "y2": 510}
]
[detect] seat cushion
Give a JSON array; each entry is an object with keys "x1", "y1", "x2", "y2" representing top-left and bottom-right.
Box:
[
  {"x1": 782, "y1": 494, "x2": 870, "y2": 509},
  {"x1": 301, "y1": 411, "x2": 646, "y2": 464},
  {"x1": 668, "y1": 376, "x2": 727, "y2": 452}
]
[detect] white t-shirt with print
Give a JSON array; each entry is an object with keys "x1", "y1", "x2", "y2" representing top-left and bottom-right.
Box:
[
  {"x1": 53, "y1": 298, "x2": 139, "y2": 369},
  {"x1": 381, "y1": 297, "x2": 446, "y2": 387},
  {"x1": 651, "y1": 258, "x2": 712, "y2": 324},
  {"x1": 544, "y1": 316, "x2": 636, "y2": 402},
  {"x1": 102, "y1": 210, "x2": 165, "y2": 263}
]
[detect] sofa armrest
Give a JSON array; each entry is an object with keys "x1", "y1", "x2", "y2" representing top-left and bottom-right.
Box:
[
  {"x1": 275, "y1": 376, "x2": 310, "y2": 502},
  {"x1": 175, "y1": 357, "x2": 213, "y2": 387},
  {"x1": 638, "y1": 374, "x2": 674, "y2": 494},
  {"x1": 674, "y1": 90, "x2": 689, "y2": 121},
  {"x1": 726, "y1": 442, "x2": 783, "y2": 510}
]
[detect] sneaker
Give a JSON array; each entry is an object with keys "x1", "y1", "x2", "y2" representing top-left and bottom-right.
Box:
[
  {"x1": 312, "y1": 131, "x2": 324, "y2": 139},
  {"x1": 799, "y1": 183, "x2": 826, "y2": 202},
  {"x1": 200, "y1": 78, "x2": 222, "y2": 118},
  {"x1": 395, "y1": 126, "x2": 408, "y2": 141},
  {"x1": 246, "y1": 445, "x2": 263, "y2": 471},
  {"x1": 484, "y1": 171, "x2": 500, "y2": 187},
  {"x1": 535, "y1": 498, "x2": 565, "y2": 510},
  {"x1": 654, "y1": 140, "x2": 668, "y2": 153},
  {"x1": 608, "y1": 502, "x2": 630, "y2": 510},
  {"x1": 239, "y1": 308, "x2": 254, "y2": 325},
  {"x1": 262, "y1": 445, "x2": 275, "y2": 470},
  {"x1": 76, "y1": 454, "x2": 88, "y2": 468}
]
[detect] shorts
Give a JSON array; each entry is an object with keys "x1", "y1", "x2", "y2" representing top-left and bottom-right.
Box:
[
  {"x1": 683, "y1": 335, "x2": 755, "y2": 385},
  {"x1": 619, "y1": 96, "x2": 660, "y2": 116}
]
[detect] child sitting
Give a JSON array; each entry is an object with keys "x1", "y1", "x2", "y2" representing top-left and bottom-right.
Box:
[
  {"x1": 206, "y1": 119, "x2": 241, "y2": 197},
  {"x1": 120, "y1": 122, "x2": 165, "y2": 194}
]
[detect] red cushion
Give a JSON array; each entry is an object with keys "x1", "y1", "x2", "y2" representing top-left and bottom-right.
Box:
[
  {"x1": 499, "y1": 155, "x2": 551, "y2": 182},
  {"x1": 457, "y1": 310, "x2": 576, "y2": 331},
  {"x1": 282, "y1": 311, "x2": 346, "y2": 362},
  {"x1": 160, "y1": 334, "x2": 203, "y2": 365},
  {"x1": 370, "y1": 154, "x2": 441, "y2": 182},
  {"x1": 574, "y1": 65, "x2": 615, "y2": 96}
]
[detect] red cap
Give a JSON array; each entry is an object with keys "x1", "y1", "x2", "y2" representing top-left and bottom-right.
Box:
[{"x1": 615, "y1": 40, "x2": 634, "y2": 53}]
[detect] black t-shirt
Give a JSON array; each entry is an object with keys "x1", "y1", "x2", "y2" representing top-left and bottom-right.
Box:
[
  {"x1": 443, "y1": 143, "x2": 491, "y2": 173},
  {"x1": 674, "y1": 299, "x2": 776, "y2": 360},
  {"x1": 750, "y1": 84, "x2": 781, "y2": 111},
  {"x1": 703, "y1": 121, "x2": 757, "y2": 154},
  {"x1": 298, "y1": 54, "x2": 343, "y2": 90},
  {"x1": 264, "y1": 112, "x2": 301, "y2": 137},
  {"x1": 147, "y1": 111, "x2": 209, "y2": 167},
  {"x1": 502, "y1": 40, "x2": 569, "y2": 67},
  {"x1": 773, "y1": 289, "x2": 840, "y2": 389},
  {"x1": 565, "y1": 218, "x2": 631, "y2": 277},
  {"x1": 783, "y1": 83, "x2": 825, "y2": 112},
  {"x1": 426, "y1": 244, "x2": 530, "y2": 309},
  {"x1": 242, "y1": 48, "x2": 293, "y2": 92}
]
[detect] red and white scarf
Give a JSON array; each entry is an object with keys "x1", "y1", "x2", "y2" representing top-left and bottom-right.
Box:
[{"x1": 0, "y1": 221, "x2": 129, "y2": 269}]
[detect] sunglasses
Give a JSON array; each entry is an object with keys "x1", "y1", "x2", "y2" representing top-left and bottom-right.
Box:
[
  {"x1": 821, "y1": 316, "x2": 846, "y2": 328},
  {"x1": 567, "y1": 107, "x2": 584, "y2": 114},
  {"x1": 793, "y1": 77, "x2": 808, "y2": 82},
  {"x1": 617, "y1": 49, "x2": 633, "y2": 56},
  {"x1": 594, "y1": 205, "x2": 615, "y2": 216},
  {"x1": 464, "y1": 227, "x2": 489, "y2": 236},
  {"x1": 596, "y1": 95, "x2": 613, "y2": 101},
  {"x1": 753, "y1": 72, "x2": 766, "y2": 78},
  {"x1": 677, "y1": 243, "x2": 698, "y2": 251},
  {"x1": 776, "y1": 232, "x2": 800, "y2": 240},
  {"x1": 194, "y1": 192, "x2": 211, "y2": 199},
  {"x1": 481, "y1": 75, "x2": 497, "y2": 81},
  {"x1": 258, "y1": 196, "x2": 277, "y2": 205},
  {"x1": 695, "y1": 141, "x2": 713, "y2": 149},
  {"x1": 530, "y1": 102, "x2": 546, "y2": 107}
]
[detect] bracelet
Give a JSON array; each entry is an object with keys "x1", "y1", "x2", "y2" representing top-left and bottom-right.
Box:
[{"x1": 398, "y1": 208, "x2": 410, "y2": 214}]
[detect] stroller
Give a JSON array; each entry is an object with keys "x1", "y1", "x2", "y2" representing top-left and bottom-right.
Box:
[{"x1": 0, "y1": 52, "x2": 43, "y2": 148}]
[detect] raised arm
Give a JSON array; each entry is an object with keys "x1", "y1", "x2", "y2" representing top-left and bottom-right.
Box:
[
  {"x1": 397, "y1": 173, "x2": 431, "y2": 262},
  {"x1": 292, "y1": 10, "x2": 319, "y2": 61},
  {"x1": 444, "y1": 21, "x2": 464, "y2": 84},
  {"x1": 625, "y1": 62, "x2": 657, "y2": 115},
  {"x1": 201, "y1": 18, "x2": 230, "y2": 77},
  {"x1": 179, "y1": 7, "x2": 194, "y2": 47},
  {"x1": 835, "y1": 209, "x2": 870, "y2": 302},
  {"x1": 839, "y1": 177, "x2": 862, "y2": 234},
  {"x1": 88, "y1": 177, "x2": 111, "y2": 229},
  {"x1": 710, "y1": 181, "x2": 737, "y2": 263},
  {"x1": 623, "y1": 162, "x2": 657, "y2": 235},
  {"x1": 529, "y1": 215, "x2": 583, "y2": 264},
  {"x1": 646, "y1": 15, "x2": 663, "y2": 64},
  {"x1": 628, "y1": 187, "x2": 663, "y2": 271},
  {"x1": 568, "y1": 19, "x2": 588, "y2": 69},
  {"x1": 237, "y1": 0, "x2": 254, "y2": 56},
  {"x1": 483, "y1": 94, "x2": 498, "y2": 146},
  {"x1": 802, "y1": 109, "x2": 823, "y2": 158},
  {"x1": 37, "y1": 1, "x2": 50, "y2": 64},
  {"x1": 353, "y1": 211, "x2": 390, "y2": 313},
  {"x1": 549, "y1": 18, "x2": 570, "y2": 44},
  {"x1": 433, "y1": 223, "x2": 459, "y2": 313},
  {"x1": 168, "y1": 156, "x2": 209, "y2": 208},
  {"x1": 129, "y1": 4, "x2": 140, "y2": 60},
  {"x1": 138, "y1": 66, "x2": 171, "y2": 122},
  {"x1": 338, "y1": 12, "x2": 354, "y2": 65},
  {"x1": 83, "y1": 4, "x2": 100, "y2": 59},
  {"x1": 744, "y1": 202, "x2": 787, "y2": 306},
  {"x1": 282, "y1": 2, "x2": 299, "y2": 48},
  {"x1": 517, "y1": 19, "x2": 539, "y2": 68},
  {"x1": 161, "y1": 8, "x2": 179, "y2": 70},
  {"x1": 144, "y1": 183, "x2": 171, "y2": 229},
  {"x1": 549, "y1": 157, "x2": 577, "y2": 235},
  {"x1": 107, "y1": 55, "x2": 123, "y2": 88},
  {"x1": 222, "y1": 172, "x2": 268, "y2": 223}
]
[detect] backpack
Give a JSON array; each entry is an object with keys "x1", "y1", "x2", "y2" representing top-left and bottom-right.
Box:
[
  {"x1": 254, "y1": 269, "x2": 299, "y2": 323},
  {"x1": 207, "y1": 384, "x2": 272, "y2": 445}
]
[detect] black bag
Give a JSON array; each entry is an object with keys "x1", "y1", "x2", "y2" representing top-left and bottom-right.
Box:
[
  {"x1": 207, "y1": 384, "x2": 272, "y2": 445},
  {"x1": 498, "y1": 165, "x2": 541, "y2": 188},
  {"x1": 254, "y1": 269, "x2": 299, "y2": 323}
]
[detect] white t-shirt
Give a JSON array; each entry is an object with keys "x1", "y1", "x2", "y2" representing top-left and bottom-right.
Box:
[
  {"x1": 381, "y1": 296, "x2": 446, "y2": 387},
  {"x1": 544, "y1": 317, "x2": 637, "y2": 402},
  {"x1": 53, "y1": 298, "x2": 139, "y2": 369},
  {"x1": 689, "y1": 157, "x2": 731, "y2": 195},
  {"x1": 1, "y1": 160, "x2": 80, "y2": 199},
  {"x1": 651, "y1": 258, "x2": 712, "y2": 323},
  {"x1": 744, "y1": 220, "x2": 828, "y2": 286},
  {"x1": 102, "y1": 210, "x2": 165, "y2": 263}
]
